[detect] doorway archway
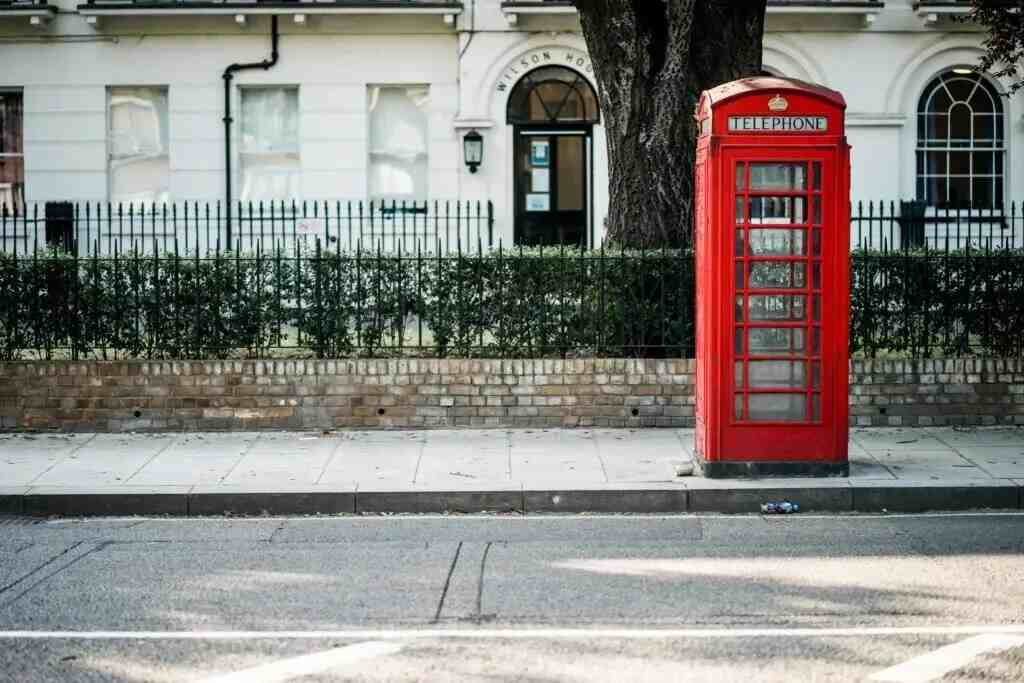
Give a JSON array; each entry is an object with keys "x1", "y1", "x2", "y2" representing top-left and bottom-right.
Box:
[{"x1": 507, "y1": 67, "x2": 600, "y2": 247}]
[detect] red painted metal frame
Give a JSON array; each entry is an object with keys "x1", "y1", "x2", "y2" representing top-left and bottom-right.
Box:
[{"x1": 694, "y1": 77, "x2": 850, "y2": 469}]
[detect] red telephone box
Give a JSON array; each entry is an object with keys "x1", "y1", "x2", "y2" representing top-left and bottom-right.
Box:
[{"x1": 694, "y1": 77, "x2": 850, "y2": 477}]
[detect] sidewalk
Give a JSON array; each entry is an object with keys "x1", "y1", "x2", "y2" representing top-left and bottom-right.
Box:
[{"x1": 1, "y1": 427, "x2": 1022, "y2": 516}]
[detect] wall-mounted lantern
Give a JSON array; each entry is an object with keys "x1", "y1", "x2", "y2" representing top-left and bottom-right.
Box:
[{"x1": 463, "y1": 129, "x2": 483, "y2": 173}]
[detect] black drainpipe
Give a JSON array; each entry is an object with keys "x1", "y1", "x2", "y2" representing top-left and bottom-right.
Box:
[{"x1": 223, "y1": 15, "x2": 280, "y2": 247}]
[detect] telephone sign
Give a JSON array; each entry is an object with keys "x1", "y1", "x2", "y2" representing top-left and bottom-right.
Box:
[{"x1": 727, "y1": 116, "x2": 828, "y2": 132}]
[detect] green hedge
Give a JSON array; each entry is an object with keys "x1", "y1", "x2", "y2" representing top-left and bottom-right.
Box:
[
  {"x1": 851, "y1": 250, "x2": 1024, "y2": 358},
  {"x1": 3, "y1": 248, "x2": 1022, "y2": 360},
  {"x1": 0, "y1": 248, "x2": 695, "y2": 360}
]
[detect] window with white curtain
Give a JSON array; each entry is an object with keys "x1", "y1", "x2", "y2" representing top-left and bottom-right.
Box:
[
  {"x1": 240, "y1": 87, "x2": 300, "y2": 203},
  {"x1": 0, "y1": 89, "x2": 24, "y2": 214},
  {"x1": 368, "y1": 85, "x2": 430, "y2": 203},
  {"x1": 108, "y1": 86, "x2": 170, "y2": 206}
]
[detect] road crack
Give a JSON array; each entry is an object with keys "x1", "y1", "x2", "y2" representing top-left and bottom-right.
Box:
[
  {"x1": 0, "y1": 541, "x2": 84, "y2": 598},
  {"x1": 0, "y1": 541, "x2": 114, "y2": 609},
  {"x1": 474, "y1": 541, "x2": 493, "y2": 622},
  {"x1": 431, "y1": 541, "x2": 463, "y2": 624}
]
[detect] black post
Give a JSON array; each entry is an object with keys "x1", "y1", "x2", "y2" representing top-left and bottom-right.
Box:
[
  {"x1": 44, "y1": 201, "x2": 74, "y2": 252},
  {"x1": 222, "y1": 15, "x2": 280, "y2": 248}
]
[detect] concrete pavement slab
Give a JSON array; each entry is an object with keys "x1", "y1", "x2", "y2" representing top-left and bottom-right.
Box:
[
  {"x1": 847, "y1": 439, "x2": 872, "y2": 457},
  {"x1": 27, "y1": 434, "x2": 175, "y2": 487},
  {"x1": 851, "y1": 429, "x2": 952, "y2": 453},
  {"x1": 509, "y1": 455, "x2": 607, "y2": 482},
  {"x1": 600, "y1": 460, "x2": 680, "y2": 483},
  {"x1": 158, "y1": 433, "x2": 259, "y2": 456},
  {"x1": 0, "y1": 433, "x2": 95, "y2": 486},
  {"x1": 322, "y1": 433, "x2": 422, "y2": 483},
  {"x1": 971, "y1": 461, "x2": 1024, "y2": 478},
  {"x1": 321, "y1": 454, "x2": 420, "y2": 484},
  {"x1": 927, "y1": 426, "x2": 1024, "y2": 446},
  {"x1": 509, "y1": 430, "x2": 604, "y2": 480},
  {"x1": 870, "y1": 449, "x2": 971, "y2": 465},
  {"x1": 122, "y1": 434, "x2": 257, "y2": 486},
  {"x1": 510, "y1": 429, "x2": 597, "y2": 447},
  {"x1": 227, "y1": 435, "x2": 339, "y2": 477},
  {"x1": 0, "y1": 466, "x2": 52, "y2": 487},
  {"x1": 674, "y1": 428, "x2": 696, "y2": 453},
  {"x1": 126, "y1": 457, "x2": 241, "y2": 486},
  {"x1": 595, "y1": 430, "x2": 684, "y2": 483},
  {"x1": 848, "y1": 453, "x2": 896, "y2": 479},
  {"x1": 954, "y1": 446, "x2": 1024, "y2": 461},
  {"x1": 880, "y1": 462, "x2": 995, "y2": 480},
  {"x1": 221, "y1": 465, "x2": 329, "y2": 486},
  {"x1": 415, "y1": 432, "x2": 510, "y2": 484},
  {"x1": 0, "y1": 433, "x2": 93, "y2": 458}
]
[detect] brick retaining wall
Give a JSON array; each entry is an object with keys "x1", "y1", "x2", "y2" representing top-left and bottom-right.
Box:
[
  {"x1": 848, "y1": 359, "x2": 1024, "y2": 427},
  {"x1": 0, "y1": 359, "x2": 1022, "y2": 432}
]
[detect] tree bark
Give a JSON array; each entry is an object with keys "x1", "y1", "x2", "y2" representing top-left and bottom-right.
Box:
[{"x1": 573, "y1": 0, "x2": 767, "y2": 248}]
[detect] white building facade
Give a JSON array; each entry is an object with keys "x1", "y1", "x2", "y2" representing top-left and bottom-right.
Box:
[{"x1": 0, "y1": 0, "x2": 1015, "y2": 249}]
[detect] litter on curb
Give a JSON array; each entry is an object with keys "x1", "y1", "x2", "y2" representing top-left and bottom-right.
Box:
[{"x1": 761, "y1": 501, "x2": 800, "y2": 514}]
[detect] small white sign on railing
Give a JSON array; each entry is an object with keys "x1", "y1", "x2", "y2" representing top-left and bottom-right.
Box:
[{"x1": 295, "y1": 218, "x2": 328, "y2": 236}]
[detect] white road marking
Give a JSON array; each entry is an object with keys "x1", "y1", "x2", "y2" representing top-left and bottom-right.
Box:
[
  {"x1": 195, "y1": 641, "x2": 402, "y2": 683},
  {"x1": 2, "y1": 625, "x2": 1024, "y2": 641},
  {"x1": 869, "y1": 634, "x2": 1024, "y2": 683}
]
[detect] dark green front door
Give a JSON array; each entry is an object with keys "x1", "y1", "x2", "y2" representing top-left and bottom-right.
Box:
[{"x1": 514, "y1": 128, "x2": 590, "y2": 247}]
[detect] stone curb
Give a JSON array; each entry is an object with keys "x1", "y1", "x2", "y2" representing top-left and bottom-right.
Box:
[{"x1": 2, "y1": 481, "x2": 1022, "y2": 517}]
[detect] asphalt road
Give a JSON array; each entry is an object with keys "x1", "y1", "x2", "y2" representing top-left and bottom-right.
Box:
[{"x1": 1, "y1": 513, "x2": 1023, "y2": 682}]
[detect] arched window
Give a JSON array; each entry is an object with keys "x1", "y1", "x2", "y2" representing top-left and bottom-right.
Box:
[
  {"x1": 506, "y1": 66, "x2": 600, "y2": 124},
  {"x1": 917, "y1": 69, "x2": 1005, "y2": 209}
]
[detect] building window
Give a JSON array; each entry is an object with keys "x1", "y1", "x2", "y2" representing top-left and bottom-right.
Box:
[
  {"x1": 368, "y1": 85, "x2": 430, "y2": 203},
  {"x1": 0, "y1": 89, "x2": 24, "y2": 214},
  {"x1": 506, "y1": 67, "x2": 599, "y2": 124},
  {"x1": 240, "y1": 87, "x2": 300, "y2": 202},
  {"x1": 916, "y1": 69, "x2": 1005, "y2": 209},
  {"x1": 108, "y1": 87, "x2": 170, "y2": 206}
]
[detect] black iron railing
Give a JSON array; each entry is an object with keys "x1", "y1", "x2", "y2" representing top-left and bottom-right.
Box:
[
  {"x1": 851, "y1": 201, "x2": 1022, "y2": 252},
  {"x1": 3, "y1": 199, "x2": 1022, "y2": 256},
  {"x1": 0, "y1": 200, "x2": 494, "y2": 256}
]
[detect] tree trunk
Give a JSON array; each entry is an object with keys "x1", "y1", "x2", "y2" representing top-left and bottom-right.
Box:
[{"x1": 573, "y1": 0, "x2": 767, "y2": 248}]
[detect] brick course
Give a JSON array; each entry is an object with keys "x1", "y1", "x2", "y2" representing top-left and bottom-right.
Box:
[{"x1": 0, "y1": 358, "x2": 1022, "y2": 432}]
